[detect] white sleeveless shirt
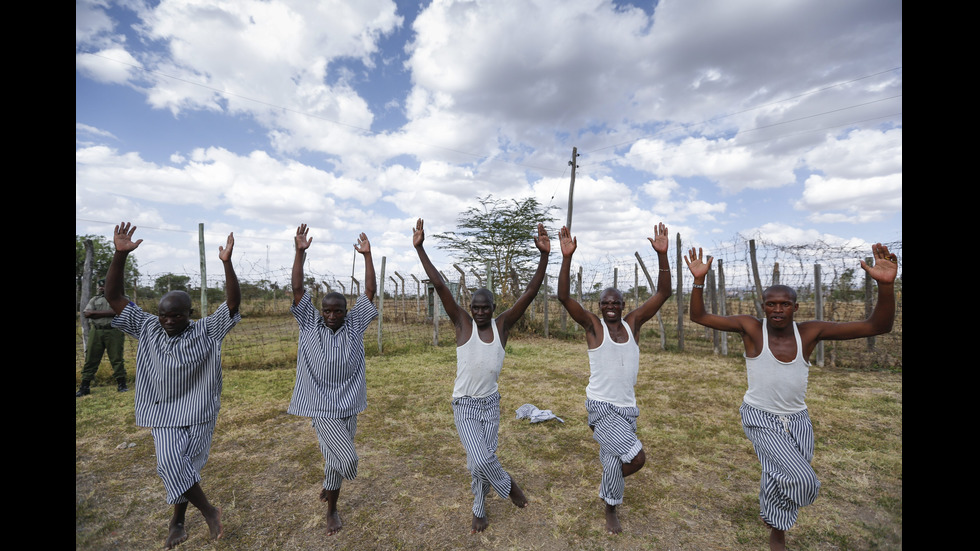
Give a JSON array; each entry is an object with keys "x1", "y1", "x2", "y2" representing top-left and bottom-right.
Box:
[
  {"x1": 586, "y1": 320, "x2": 640, "y2": 407},
  {"x1": 743, "y1": 319, "x2": 809, "y2": 415},
  {"x1": 453, "y1": 319, "x2": 505, "y2": 398}
]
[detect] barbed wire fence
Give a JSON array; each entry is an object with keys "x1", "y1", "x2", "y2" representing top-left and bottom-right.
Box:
[{"x1": 76, "y1": 235, "x2": 902, "y2": 378}]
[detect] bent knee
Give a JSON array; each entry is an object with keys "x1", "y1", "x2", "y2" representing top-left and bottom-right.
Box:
[
  {"x1": 798, "y1": 474, "x2": 820, "y2": 505},
  {"x1": 622, "y1": 449, "x2": 645, "y2": 476},
  {"x1": 338, "y1": 457, "x2": 358, "y2": 480},
  {"x1": 632, "y1": 449, "x2": 646, "y2": 469},
  {"x1": 471, "y1": 457, "x2": 499, "y2": 477}
]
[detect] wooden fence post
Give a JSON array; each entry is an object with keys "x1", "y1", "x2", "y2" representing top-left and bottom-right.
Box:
[
  {"x1": 814, "y1": 263, "x2": 824, "y2": 367},
  {"x1": 199, "y1": 223, "x2": 207, "y2": 315},
  {"x1": 377, "y1": 256, "x2": 385, "y2": 354},
  {"x1": 750, "y1": 239, "x2": 764, "y2": 318},
  {"x1": 864, "y1": 257, "x2": 875, "y2": 351},
  {"x1": 635, "y1": 251, "x2": 666, "y2": 350},
  {"x1": 718, "y1": 259, "x2": 728, "y2": 356},
  {"x1": 676, "y1": 232, "x2": 684, "y2": 351},
  {"x1": 80, "y1": 240, "x2": 94, "y2": 352}
]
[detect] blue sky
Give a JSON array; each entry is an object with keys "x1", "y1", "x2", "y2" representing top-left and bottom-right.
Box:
[{"x1": 76, "y1": 0, "x2": 902, "y2": 286}]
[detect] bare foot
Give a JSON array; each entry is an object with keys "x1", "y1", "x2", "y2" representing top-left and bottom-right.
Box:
[
  {"x1": 165, "y1": 521, "x2": 188, "y2": 549},
  {"x1": 327, "y1": 511, "x2": 343, "y2": 536},
  {"x1": 471, "y1": 514, "x2": 489, "y2": 533},
  {"x1": 604, "y1": 503, "x2": 622, "y2": 534},
  {"x1": 765, "y1": 521, "x2": 786, "y2": 551},
  {"x1": 508, "y1": 480, "x2": 528, "y2": 508},
  {"x1": 203, "y1": 506, "x2": 223, "y2": 541}
]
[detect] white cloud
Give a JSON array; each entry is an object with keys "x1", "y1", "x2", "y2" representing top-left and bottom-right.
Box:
[
  {"x1": 77, "y1": 0, "x2": 902, "y2": 281},
  {"x1": 795, "y1": 173, "x2": 901, "y2": 223},
  {"x1": 76, "y1": 49, "x2": 140, "y2": 85}
]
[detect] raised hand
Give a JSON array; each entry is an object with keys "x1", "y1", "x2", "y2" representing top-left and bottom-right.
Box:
[
  {"x1": 859, "y1": 243, "x2": 898, "y2": 284},
  {"x1": 647, "y1": 222, "x2": 669, "y2": 254},
  {"x1": 218, "y1": 232, "x2": 234, "y2": 262},
  {"x1": 295, "y1": 224, "x2": 312, "y2": 252},
  {"x1": 559, "y1": 226, "x2": 576, "y2": 257},
  {"x1": 684, "y1": 247, "x2": 713, "y2": 280},
  {"x1": 534, "y1": 223, "x2": 551, "y2": 254},
  {"x1": 354, "y1": 232, "x2": 371, "y2": 255},
  {"x1": 113, "y1": 222, "x2": 143, "y2": 253},
  {"x1": 413, "y1": 218, "x2": 425, "y2": 248}
]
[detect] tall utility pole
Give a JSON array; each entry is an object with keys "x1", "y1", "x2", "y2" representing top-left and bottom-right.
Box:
[{"x1": 566, "y1": 146, "x2": 579, "y2": 231}]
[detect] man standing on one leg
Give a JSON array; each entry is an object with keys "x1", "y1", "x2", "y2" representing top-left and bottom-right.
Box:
[
  {"x1": 684, "y1": 243, "x2": 897, "y2": 551},
  {"x1": 106, "y1": 222, "x2": 241, "y2": 549},
  {"x1": 556, "y1": 223, "x2": 672, "y2": 534},
  {"x1": 288, "y1": 224, "x2": 377, "y2": 537},
  {"x1": 413, "y1": 218, "x2": 549, "y2": 533}
]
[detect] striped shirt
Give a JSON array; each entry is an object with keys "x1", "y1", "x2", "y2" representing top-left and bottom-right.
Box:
[
  {"x1": 288, "y1": 291, "x2": 378, "y2": 418},
  {"x1": 112, "y1": 301, "x2": 241, "y2": 428}
]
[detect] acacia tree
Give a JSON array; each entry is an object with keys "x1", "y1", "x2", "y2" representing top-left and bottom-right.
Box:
[{"x1": 434, "y1": 194, "x2": 556, "y2": 307}]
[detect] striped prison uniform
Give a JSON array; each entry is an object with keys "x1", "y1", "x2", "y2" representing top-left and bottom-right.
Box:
[
  {"x1": 288, "y1": 291, "x2": 378, "y2": 489},
  {"x1": 151, "y1": 420, "x2": 216, "y2": 503},
  {"x1": 112, "y1": 301, "x2": 241, "y2": 503},
  {"x1": 585, "y1": 319, "x2": 642, "y2": 506},
  {"x1": 312, "y1": 416, "x2": 359, "y2": 490},
  {"x1": 452, "y1": 392, "x2": 512, "y2": 518},
  {"x1": 740, "y1": 403, "x2": 820, "y2": 531},
  {"x1": 586, "y1": 399, "x2": 642, "y2": 506},
  {"x1": 740, "y1": 319, "x2": 820, "y2": 530}
]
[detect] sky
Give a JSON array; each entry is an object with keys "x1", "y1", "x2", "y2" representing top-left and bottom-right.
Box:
[{"x1": 76, "y1": 0, "x2": 902, "y2": 289}]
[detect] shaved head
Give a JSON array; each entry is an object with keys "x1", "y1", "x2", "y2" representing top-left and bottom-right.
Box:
[{"x1": 762, "y1": 285, "x2": 797, "y2": 303}]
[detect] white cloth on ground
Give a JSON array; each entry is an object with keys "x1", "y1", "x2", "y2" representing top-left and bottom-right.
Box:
[{"x1": 515, "y1": 403, "x2": 564, "y2": 423}]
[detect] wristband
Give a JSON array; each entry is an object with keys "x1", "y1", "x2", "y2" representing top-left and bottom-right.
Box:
[{"x1": 692, "y1": 284, "x2": 704, "y2": 289}]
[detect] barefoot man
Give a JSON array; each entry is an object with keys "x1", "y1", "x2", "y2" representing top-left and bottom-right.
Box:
[
  {"x1": 287, "y1": 224, "x2": 378, "y2": 536},
  {"x1": 413, "y1": 218, "x2": 550, "y2": 532},
  {"x1": 105, "y1": 222, "x2": 241, "y2": 548},
  {"x1": 556, "y1": 223, "x2": 672, "y2": 534},
  {"x1": 684, "y1": 243, "x2": 898, "y2": 551}
]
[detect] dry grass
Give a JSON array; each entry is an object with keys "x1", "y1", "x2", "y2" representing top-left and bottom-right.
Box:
[{"x1": 76, "y1": 335, "x2": 901, "y2": 550}]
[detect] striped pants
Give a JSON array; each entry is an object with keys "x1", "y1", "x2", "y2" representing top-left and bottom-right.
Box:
[
  {"x1": 452, "y1": 393, "x2": 512, "y2": 518},
  {"x1": 740, "y1": 402, "x2": 821, "y2": 531},
  {"x1": 586, "y1": 399, "x2": 642, "y2": 506},
  {"x1": 312, "y1": 416, "x2": 359, "y2": 491},
  {"x1": 150, "y1": 419, "x2": 217, "y2": 504}
]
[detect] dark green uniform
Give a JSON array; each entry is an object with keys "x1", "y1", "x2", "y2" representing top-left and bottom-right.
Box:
[{"x1": 80, "y1": 293, "x2": 127, "y2": 385}]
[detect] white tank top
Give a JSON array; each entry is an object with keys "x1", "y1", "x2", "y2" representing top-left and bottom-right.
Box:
[
  {"x1": 453, "y1": 319, "x2": 505, "y2": 398},
  {"x1": 743, "y1": 319, "x2": 809, "y2": 415},
  {"x1": 586, "y1": 320, "x2": 640, "y2": 407}
]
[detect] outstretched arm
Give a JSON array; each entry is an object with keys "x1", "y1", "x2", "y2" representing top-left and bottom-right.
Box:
[
  {"x1": 801, "y1": 243, "x2": 898, "y2": 341},
  {"x1": 218, "y1": 232, "x2": 241, "y2": 316},
  {"x1": 291, "y1": 224, "x2": 312, "y2": 306},
  {"x1": 625, "y1": 222, "x2": 673, "y2": 331},
  {"x1": 413, "y1": 219, "x2": 465, "y2": 326},
  {"x1": 556, "y1": 226, "x2": 597, "y2": 330},
  {"x1": 104, "y1": 222, "x2": 143, "y2": 315},
  {"x1": 354, "y1": 233, "x2": 376, "y2": 302},
  {"x1": 684, "y1": 247, "x2": 757, "y2": 334},
  {"x1": 498, "y1": 223, "x2": 551, "y2": 331}
]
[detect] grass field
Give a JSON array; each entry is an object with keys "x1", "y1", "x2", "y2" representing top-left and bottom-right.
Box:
[{"x1": 76, "y1": 332, "x2": 902, "y2": 550}]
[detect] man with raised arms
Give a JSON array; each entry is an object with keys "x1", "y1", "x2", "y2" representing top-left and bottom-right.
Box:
[
  {"x1": 683, "y1": 243, "x2": 897, "y2": 551},
  {"x1": 413, "y1": 218, "x2": 550, "y2": 533},
  {"x1": 556, "y1": 223, "x2": 672, "y2": 534},
  {"x1": 105, "y1": 222, "x2": 241, "y2": 549},
  {"x1": 288, "y1": 224, "x2": 378, "y2": 537}
]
